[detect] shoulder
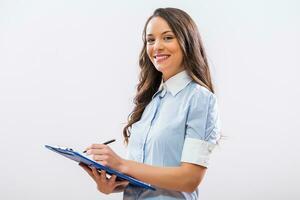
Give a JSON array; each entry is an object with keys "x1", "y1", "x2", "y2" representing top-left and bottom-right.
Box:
[{"x1": 187, "y1": 82, "x2": 216, "y2": 105}]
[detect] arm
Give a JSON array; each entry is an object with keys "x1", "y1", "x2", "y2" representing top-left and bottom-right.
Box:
[
  {"x1": 86, "y1": 144, "x2": 207, "y2": 193},
  {"x1": 122, "y1": 159, "x2": 207, "y2": 192}
]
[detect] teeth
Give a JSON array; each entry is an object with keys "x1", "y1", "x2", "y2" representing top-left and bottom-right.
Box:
[
  {"x1": 160, "y1": 56, "x2": 168, "y2": 59},
  {"x1": 155, "y1": 55, "x2": 169, "y2": 59}
]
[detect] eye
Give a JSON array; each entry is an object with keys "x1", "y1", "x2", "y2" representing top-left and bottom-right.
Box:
[
  {"x1": 164, "y1": 35, "x2": 174, "y2": 41},
  {"x1": 146, "y1": 38, "x2": 155, "y2": 44}
]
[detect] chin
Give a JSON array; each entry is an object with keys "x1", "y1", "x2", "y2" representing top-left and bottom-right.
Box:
[{"x1": 155, "y1": 65, "x2": 168, "y2": 73}]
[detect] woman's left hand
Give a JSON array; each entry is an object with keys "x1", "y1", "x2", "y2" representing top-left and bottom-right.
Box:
[{"x1": 84, "y1": 144, "x2": 126, "y2": 173}]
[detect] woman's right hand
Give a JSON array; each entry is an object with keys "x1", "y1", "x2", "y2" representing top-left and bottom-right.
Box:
[{"x1": 79, "y1": 163, "x2": 129, "y2": 194}]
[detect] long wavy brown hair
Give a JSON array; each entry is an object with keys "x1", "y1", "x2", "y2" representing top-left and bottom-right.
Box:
[{"x1": 123, "y1": 7, "x2": 214, "y2": 144}]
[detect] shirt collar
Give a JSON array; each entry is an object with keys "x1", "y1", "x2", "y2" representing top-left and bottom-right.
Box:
[{"x1": 153, "y1": 70, "x2": 192, "y2": 99}]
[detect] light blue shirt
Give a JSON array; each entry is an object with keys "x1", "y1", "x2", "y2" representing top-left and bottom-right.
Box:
[{"x1": 123, "y1": 70, "x2": 221, "y2": 200}]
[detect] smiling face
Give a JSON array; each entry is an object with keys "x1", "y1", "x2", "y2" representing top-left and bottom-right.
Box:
[{"x1": 146, "y1": 17, "x2": 184, "y2": 81}]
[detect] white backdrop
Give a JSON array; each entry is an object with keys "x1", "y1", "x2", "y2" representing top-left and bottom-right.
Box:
[{"x1": 0, "y1": 0, "x2": 299, "y2": 199}]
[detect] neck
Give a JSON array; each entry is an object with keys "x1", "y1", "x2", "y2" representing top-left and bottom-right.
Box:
[{"x1": 162, "y1": 68, "x2": 185, "y2": 82}]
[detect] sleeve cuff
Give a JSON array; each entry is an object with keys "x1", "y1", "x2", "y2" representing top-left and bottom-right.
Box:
[{"x1": 181, "y1": 137, "x2": 216, "y2": 167}]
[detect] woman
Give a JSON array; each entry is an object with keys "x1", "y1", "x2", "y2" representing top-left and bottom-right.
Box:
[{"x1": 80, "y1": 7, "x2": 221, "y2": 200}]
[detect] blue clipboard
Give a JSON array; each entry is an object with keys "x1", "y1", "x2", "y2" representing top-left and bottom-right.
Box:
[{"x1": 45, "y1": 145, "x2": 155, "y2": 191}]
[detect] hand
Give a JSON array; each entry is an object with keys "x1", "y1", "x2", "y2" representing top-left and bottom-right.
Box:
[
  {"x1": 79, "y1": 163, "x2": 129, "y2": 194},
  {"x1": 84, "y1": 144, "x2": 127, "y2": 173}
]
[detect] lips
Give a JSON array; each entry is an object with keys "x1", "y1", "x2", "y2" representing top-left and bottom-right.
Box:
[{"x1": 154, "y1": 54, "x2": 170, "y2": 63}]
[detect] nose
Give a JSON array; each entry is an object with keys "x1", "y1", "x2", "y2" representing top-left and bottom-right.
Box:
[{"x1": 153, "y1": 39, "x2": 164, "y2": 51}]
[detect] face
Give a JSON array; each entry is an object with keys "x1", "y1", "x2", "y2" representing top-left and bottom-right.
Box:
[{"x1": 146, "y1": 17, "x2": 184, "y2": 81}]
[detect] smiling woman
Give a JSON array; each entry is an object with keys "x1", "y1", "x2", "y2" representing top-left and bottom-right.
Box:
[
  {"x1": 80, "y1": 7, "x2": 221, "y2": 200},
  {"x1": 145, "y1": 17, "x2": 184, "y2": 81}
]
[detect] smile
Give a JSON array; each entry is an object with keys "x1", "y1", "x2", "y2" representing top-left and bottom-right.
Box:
[{"x1": 154, "y1": 55, "x2": 170, "y2": 63}]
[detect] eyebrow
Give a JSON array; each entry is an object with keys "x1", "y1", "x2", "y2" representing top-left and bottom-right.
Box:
[{"x1": 146, "y1": 30, "x2": 173, "y2": 36}]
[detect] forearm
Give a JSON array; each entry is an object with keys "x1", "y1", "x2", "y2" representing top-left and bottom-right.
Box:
[{"x1": 120, "y1": 160, "x2": 205, "y2": 192}]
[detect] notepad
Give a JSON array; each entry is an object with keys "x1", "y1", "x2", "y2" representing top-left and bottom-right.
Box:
[{"x1": 45, "y1": 145, "x2": 155, "y2": 190}]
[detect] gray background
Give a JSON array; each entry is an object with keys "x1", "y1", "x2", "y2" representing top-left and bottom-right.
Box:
[{"x1": 0, "y1": 0, "x2": 299, "y2": 199}]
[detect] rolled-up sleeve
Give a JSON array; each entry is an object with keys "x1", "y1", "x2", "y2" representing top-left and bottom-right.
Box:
[{"x1": 181, "y1": 91, "x2": 221, "y2": 167}]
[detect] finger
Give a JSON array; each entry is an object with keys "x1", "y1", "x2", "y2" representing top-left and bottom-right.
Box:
[
  {"x1": 86, "y1": 144, "x2": 107, "y2": 151},
  {"x1": 84, "y1": 144, "x2": 102, "y2": 153},
  {"x1": 99, "y1": 160, "x2": 108, "y2": 167},
  {"x1": 79, "y1": 163, "x2": 92, "y2": 174},
  {"x1": 108, "y1": 174, "x2": 117, "y2": 186},
  {"x1": 91, "y1": 167, "x2": 101, "y2": 180},
  {"x1": 91, "y1": 154, "x2": 108, "y2": 162},
  {"x1": 86, "y1": 148, "x2": 109, "y2": 156},
  {"x1": 100, "y1": 170, "x2": 107, "y2": 182}
]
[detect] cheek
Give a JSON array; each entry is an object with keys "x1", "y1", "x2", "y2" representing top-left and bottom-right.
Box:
[
  {"x1": 146, "y1": 47, "x2": 153, "y2": 61},
  {"x1": 176, "y1": 51, "x2": 184, "y2": 63},
  {"x1": 171, "y1": 45, "x2": 183, "y2": 62},
  {"x1": 170, "y1": 48, "x2": 181, "y2": 60}
]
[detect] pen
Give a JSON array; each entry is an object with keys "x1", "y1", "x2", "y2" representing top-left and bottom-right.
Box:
[{"x1": 83, "y1": 139, "x2": 116, "y2": 153}]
